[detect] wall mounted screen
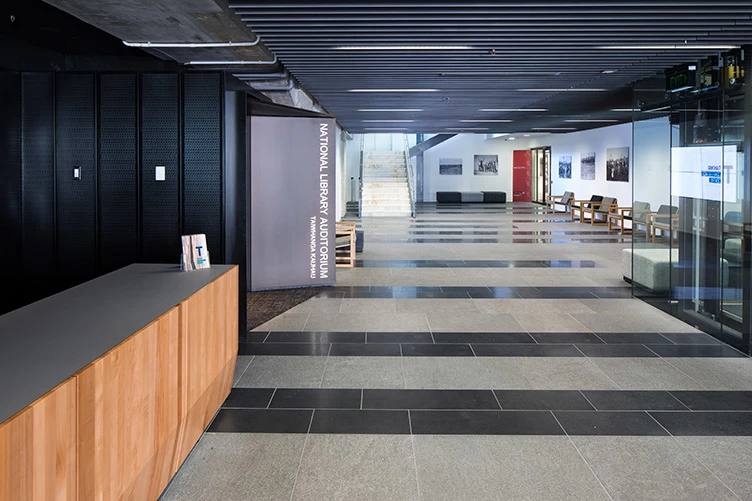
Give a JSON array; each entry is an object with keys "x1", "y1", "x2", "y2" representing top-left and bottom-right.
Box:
[
  {"x1": 671, "y1": 145, "x2": 739, "y2": 202},
  {"x1": 250, "y1": 116, "x2": 336, "y2": 290}
]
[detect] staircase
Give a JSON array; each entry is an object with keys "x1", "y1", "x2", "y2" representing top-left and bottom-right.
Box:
[{"x1": 361, "y1": 150, "x2": 412, "y2": 217}]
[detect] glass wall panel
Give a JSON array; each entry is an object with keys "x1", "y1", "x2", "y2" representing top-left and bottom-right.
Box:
[{"x1": 632, "y1": 49, "x2": 751, "y2": 354}]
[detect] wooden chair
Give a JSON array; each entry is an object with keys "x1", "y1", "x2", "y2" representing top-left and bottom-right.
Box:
[
  {"x1": 545, "y1": 191, "x2": 574, "y2": 214},
  {"x1": 649, "y1": 205, "x2": 680, "y2": 243},
  {"x1": 582, "y1": 197, "x2": 618, "y2": 225},
  {"x1": 335, "y1": 221, "x2": 357, "y2": 267},
  {"x1": 571, "y1": 195, "x2": 603, "y2": 222},
  {"x1": 607, "y1": 201, "x2": 651, "y2": 235}
]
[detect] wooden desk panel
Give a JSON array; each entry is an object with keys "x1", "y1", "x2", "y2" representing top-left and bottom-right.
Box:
[
  {"x1": 0, "y1": 379, "x2": 77, "y2": 501},
  {"x1": 77, "y1": 307, "x2": 180, "y2": 501}
]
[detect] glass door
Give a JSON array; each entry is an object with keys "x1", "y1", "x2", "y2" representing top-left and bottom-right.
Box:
[{"x1": 530, "y1": 146, "x2": 550, "y2": 204}]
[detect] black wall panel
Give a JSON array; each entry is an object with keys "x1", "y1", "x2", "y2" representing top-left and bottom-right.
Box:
[
  {"x1": 141, "y1": 73, "x2": 180, "y2": 263},
  {"x1": 183, "y1": 73, "x2": 223, "y2": 261},
  {"x1": 21, "y1": 73, "x2": 55, "y2": 298},
  {"x1": 0, "y1": 72, "x2": 22, "y2": 312},
  {"x1": 99, "y1": 73, "x2": 138, "y2": 272},
  {"x1": 55, "y1": 73, "x2": 97, "y2": 285}
]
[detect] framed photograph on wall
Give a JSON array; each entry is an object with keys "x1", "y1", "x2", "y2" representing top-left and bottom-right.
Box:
[
  {"x1": 558, "y1": 155, "x2": 572, "y2": 179},
  {"x1": 474, "y1": 154, "x2": 498, "y2": 176},
  {"x1": 581, "y1": 152, "x2": 596, "y2": 180},
  {"x1": 439, "y1": 158, "x2": 463, "y2": 175},
  {"x1": 606, "y1": 147, "x2": 630, "y2": 182}
]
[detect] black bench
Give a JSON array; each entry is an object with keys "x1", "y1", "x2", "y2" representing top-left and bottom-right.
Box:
[{"x1": 436, "y1": 191, "x2": 506, "y2": 203}]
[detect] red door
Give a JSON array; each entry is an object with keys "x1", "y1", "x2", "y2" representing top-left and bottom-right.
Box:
[{"x1": 513, "y1": 150, "x2": 532, "y2": 202}]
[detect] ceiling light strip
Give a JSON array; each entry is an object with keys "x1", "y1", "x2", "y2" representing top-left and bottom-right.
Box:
[
  {"x1": 185, "y1": 56, "x2": 278, "y2": 65},
  {"x1": 334, "y1": 45, "x2": 473, "y2": 50},
  {"x1": 124, "y1": 36, "x2": 260, "y2": 48}
]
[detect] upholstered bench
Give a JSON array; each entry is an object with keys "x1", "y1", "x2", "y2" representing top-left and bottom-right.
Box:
[
  {"x1": 622, "y1": 247, "x2": 728, "y2": 292},
  {"x1": 482, "y1": 191, "x2": 507, "y2": 203},
  {"x1": 436, "y1": 191, "x2": 507, "y2": 203},
  {"x1": 460, "y1": 192, "x2": 484, "y2": 203},
  {"x1": 436, "y1": 191, "x2": 462, "y2": 203}
]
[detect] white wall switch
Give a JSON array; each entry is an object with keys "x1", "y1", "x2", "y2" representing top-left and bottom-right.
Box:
[{"x1": 155, "y1": 166, "x2": 166, "y2": 181}]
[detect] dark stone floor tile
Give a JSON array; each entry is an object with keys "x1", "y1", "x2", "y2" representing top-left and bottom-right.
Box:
[
  {"x1": 554, "y1": 411, "x2": 668, "y2": 436},
  {"x1": 433, "y1": 332, "x2": 535, "y2": 344},
  {"x1": 309, "y1": 410, "x2": 410, "y2": 434},
  {"x1": 531, "y1": 332, "x2": 604, "y2": 344},
  {"x1": 494, "y1": 390, "x2": 594, "y2": 411},
  {"x1": 441, "y1": 286, "x2": 490, "y2": 294},
  {"x1": 270, "y1": 389, "x2": 362, "y2": 409},
  {"x1": 648, "y1": 344, "x2": 746, "y2": 358},
  {"x1": 401, "y1": 344, "x2": 474, "y2": 357},
  {"x1": 246, "y1": 332, "x2": 269, "y2": 343},
  {"x1": 223, "y1": 388, "x2": 276, "y2": 409},
  {"x1": 238, "y1": 343, "x2": 330, "y2": 356},
  {"x1": 208, "y1": 409, "x2": 312, "y2": 433},
  {"x1": 575, "y1": 344, "x2": 658, "y2": 357},
  {"x1": 581, "y1": 391, "x2": 687, "y2": 411},
  {"x1": 658, "y1": 332, "x2": 722, "y2": 345},
  {"x1": 670, "y1": 391, "x2": 752, "y2": 411},
  {"x1": 469, "y1": 287, "x2": 522, "y2": 299},
  {"x1": 266, "y1": 332, "x2": 365, "y2": 344},
  {"x1": 367, "y1": 332, "x2": 434, "y2": 344},
  {"x1": 471, "y1": 344, "x2": 584, "y2": 357},
  {"x1": 650, "y1": 411, "x2": 752, "y2": 436},
  {"x1": 595, "y1": 332, "x2": 674, "y2": 344},
  {"x1": 410, "y1": 410, "x2": 565, "y2": 435},
  {"x1": 329, "y1": 343, "x2": 401, "y2": 356},
  {"x1": 363, "y1": 389, "x2": 500, "y2": 410}
]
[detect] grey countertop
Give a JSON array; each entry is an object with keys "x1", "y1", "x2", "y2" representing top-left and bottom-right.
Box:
[{"x1": 0, "y1": 263, "x2": 235, "y2": 424}]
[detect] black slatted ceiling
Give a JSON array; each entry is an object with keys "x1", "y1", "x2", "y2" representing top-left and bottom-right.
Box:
[{"x1": 228, "y1": 1, "x2": 752, "y2": 133}]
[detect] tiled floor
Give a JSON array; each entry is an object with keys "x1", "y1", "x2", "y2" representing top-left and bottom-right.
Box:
[{"x1": 163, "y1": 203, "x2": 752, "y2": 500}]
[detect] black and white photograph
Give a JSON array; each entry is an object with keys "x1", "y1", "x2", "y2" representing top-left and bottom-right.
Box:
[
  {"x1": 581, "y1": 152, "x2": 596, "y2": 180},
  {"x1": 474, "y1": 154, "x2": 498, "y2": 176},
  {"x1": 606, "y1": 147, "x2": 630, "y2": 182},
  {"x1": 558, "y1": 155, "x2": 572, "y2": 179},
  {"x1": 439, "y1": 157, "x2": 463, "y2": 175}
]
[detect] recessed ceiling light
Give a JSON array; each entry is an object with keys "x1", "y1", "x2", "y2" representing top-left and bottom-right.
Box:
[
  {"x1": 348, "y1": 89, "x2": 439, "y2": 93},
  {"x1": 447, "y1": 127, "x2": 489, "y2": 131},
  {"x1": 185, "y1": 56, "x2": 278, "y2": 65},
  {"x1": 532, "y1": 127, "x2": 577, "y2": 130},
  {"x1": 363, "y1": 127, "x2": 408, "y2": 130},
  {"x1": 124, "y1": 37, "x2": 259, "y2": 48},
  {"x1": 601, "y1": 70, "x2": 618, "y2": 74},
  {"x1": 439, "y1": 71, "x2": 561, "y2": 77},
  {"x1": 480, "y1": 108, "x2": 548, "y2": 112},
  {"x1": 335, "y1": 45, "x2": 472, "y2": 50},
  {"x1": 358, "y1": 109, "x2": 424, "y2": 112},
  {"x1": 600, "y1": 44, "x2": 740, "y2": 50},
  {"x1": 518, "y1": 88, "x2": 606, "y2": 92},
  {"x1": 565, "y1": 119, "x2": 619, "y2": 123},
  {"x1": 523, "y1": 134, "x2": 530, "y2": 137},
  {"x1": 459, "y1": 120, "x2": 513, "y2": 123},
  {"x1": 611, "y1": 108, "x2": 641, "y2": 112},
  {"x1": 362, "y1": 120, "x2": 415, "y2": 123}
]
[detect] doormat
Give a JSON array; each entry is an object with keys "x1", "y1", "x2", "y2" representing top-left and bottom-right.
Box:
[{"x1": 246, "y1": 287, "x2": 328, "y2": 331}]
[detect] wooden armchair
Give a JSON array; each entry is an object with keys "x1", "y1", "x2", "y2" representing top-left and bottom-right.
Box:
[
  {"x1": 571, "y1": 195, "x2": 603, "y2": 222},
  {"x1": 582, "y1": 197, "x2": 618, "y2": 225},
  {"x1": 607, "y1": 201, "x2": 651, "y2": 235},
  {"x1": 545, "y1": 191, "x2": 574, "y2": 214},
  {"x1": 649, "y1": 205, "x2": 680, "y2": 243},
  {"x1": 335, "y1": 221, "x2": 357, "y2": 267}
]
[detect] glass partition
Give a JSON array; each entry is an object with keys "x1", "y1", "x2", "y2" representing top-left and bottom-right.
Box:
[{"x1": 632, "y1": 49, "x2": 750, "y2": 354}]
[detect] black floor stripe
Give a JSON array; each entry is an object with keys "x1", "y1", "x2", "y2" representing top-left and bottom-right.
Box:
[
  {"x1": 354, "y1": 259, "x2": 598, "y2": 268},
  {"x1": 314, "y1": 285, "x2": 633, "y2": 299},
  {"x1": 366, "y1": 238, "x2": 631, "y2": 244}
]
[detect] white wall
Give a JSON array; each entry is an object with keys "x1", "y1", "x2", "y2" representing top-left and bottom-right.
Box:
[
  {"x1": 423, "y1": 134, "x2": 512, "y2": 201},
  {"x1": 420, "y1": 120, "x2": 673, "y2": 206}
]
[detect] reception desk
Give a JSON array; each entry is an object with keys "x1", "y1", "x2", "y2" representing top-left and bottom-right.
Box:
[{"x1": 0, "y1": 264, "x2": 238, "y2": 501}]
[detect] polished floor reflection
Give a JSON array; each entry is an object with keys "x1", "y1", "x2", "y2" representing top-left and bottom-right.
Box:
[{"x1": 164, "y1": 203, "x2": 752, "y2": 501}]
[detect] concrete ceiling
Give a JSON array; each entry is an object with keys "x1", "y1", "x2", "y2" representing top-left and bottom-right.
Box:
[{"x1": 42, "y1": 0, "x2": 752, "y2": 134}]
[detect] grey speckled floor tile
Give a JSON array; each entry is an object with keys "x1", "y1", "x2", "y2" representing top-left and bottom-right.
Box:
[
  {"x1": 291, "y1": 434, "x2": 419, "y2": 501},
  {"x1": 232, "y1": 355, "x2": 253, "y2": 386},
  {"x1": 513, "y1": 357, "x2": 620, "y2": 390},
  {"x1": 676, "y1": 437, "x2": 752, "y2": 500},
  {"x1": 237, "y1": 356, "x2": 327, "y2": 388},
  {"x1": 322, "y1": 357, "x2": 405, "y2": 389},
  {"x1": 161, "y1": 433, "x2": 306, "y2": 501},
  {"x1": 414, "y1": 435, "x2": 608, "y2": 501},
  {"x1": 572, "y1": 436, "x2": 738, "y2": 501}
]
